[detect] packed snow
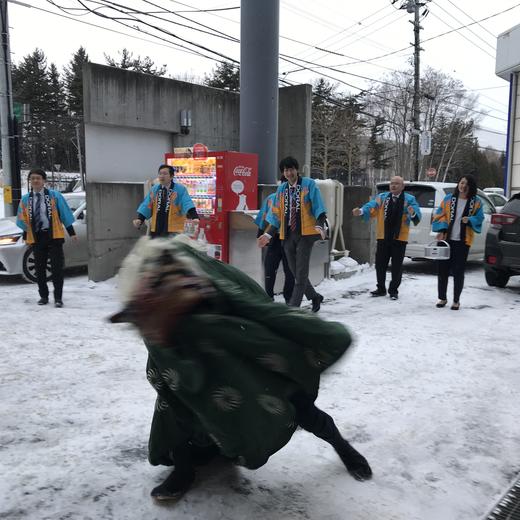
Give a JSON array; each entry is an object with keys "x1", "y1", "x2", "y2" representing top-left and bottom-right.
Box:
[{"x1": 1, "y1": 260, "x2": 519, "y2": 520}]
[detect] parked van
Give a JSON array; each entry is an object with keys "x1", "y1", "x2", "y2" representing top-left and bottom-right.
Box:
[{"x1": 376, "y1": 181, "x2": 496, "y2": 261}]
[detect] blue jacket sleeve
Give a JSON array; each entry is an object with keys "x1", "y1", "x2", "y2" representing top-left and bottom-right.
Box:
[
  {"x1": 137, "y1": 188, "x2": 154, "y2": 219},
  {"x1": 266, "y1": 186, "x2": 283, "y2": 230},
  {"x1": 56, "y1": 192, "x2": 75, "y2": 227},
  {"x1": 467, "y1": 197, "x2": 484, "y2": 233},
  {"x1": 16, "y1": 195, "x2": 29, "y2": 231},
  {"x1": 254, "y1": 196, "x2": 270, "y2": 228},
  {"x1": 407, "y1": 194, "x2": 422, "y2": 225},
  {"x1": 431, "y1": 196, "x2": 450, "y2": 232},
  {"x1": 360, "y1": 194, "x2": 383, "y2": 222},
  {"x1": 308, "y1": 180, "x2": 327, "y2": 219}
]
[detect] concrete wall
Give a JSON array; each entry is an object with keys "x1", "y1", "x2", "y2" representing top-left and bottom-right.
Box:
[
  {"x1": 342, "y1": 186, "x2": 374, "y2": 264},
  {"x1": 85, "y1": 126, "x2": 172, "y2": 183},
  {"x1": 83, "y1": 63, "x2": 312, "y2": 280},
  {"x1": 86, "y1": 182, "x2": 146, "y2": 282}
]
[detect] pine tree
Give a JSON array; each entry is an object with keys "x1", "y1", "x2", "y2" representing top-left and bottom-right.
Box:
[
  {"x1": 12, "y1": 49, "x2": 53, "y2": 168},
  {"x1": 64, "y1": 46, "x2": 88, "y2": 115},
  {"x1": 104, "y1": 48, "x2": 167, "y2": 76},
  {"x1": 204, "y1": 61, "x2": 240, "y2": 92}
]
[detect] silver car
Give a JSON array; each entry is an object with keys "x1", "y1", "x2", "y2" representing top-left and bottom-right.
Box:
[{"x1": 0, "y1": 192, "x2": 88, "y2": 282}]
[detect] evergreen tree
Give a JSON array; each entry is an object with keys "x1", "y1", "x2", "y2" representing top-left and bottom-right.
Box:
[
  {"x1": 204, "y1": 61, "x2": 240, "y2": 92},
  {"x1": 105, "y1": 48, "x2": 167, "y2": 76},
  {"x1": 64, "y1": 46, "x2": 88, "y2": 114},
  {"x1": 12, "y1": 49, "x2": 53, "y2": 168},
  {"x1": 367, "y1": 116, "x2": 390, "y2": 170}
]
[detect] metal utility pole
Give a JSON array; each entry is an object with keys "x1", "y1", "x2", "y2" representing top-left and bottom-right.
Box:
[
  {"x1": 394, "y1": 0, "x2": 430, "y2": 181},
  {"x1": 75, "y1": 123, "x2": 85, "y2": 189},
  {"x1": 0, "y1": 0, "x2": 20, "y2": 215},
  {"x1": 240, "y1": 0, "x2": 280, "y2": 184}
]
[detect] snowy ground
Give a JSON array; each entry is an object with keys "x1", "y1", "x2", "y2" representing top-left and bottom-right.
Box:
[{"x1": 1, "y1": 261, "x2": 519, "y2": 520}]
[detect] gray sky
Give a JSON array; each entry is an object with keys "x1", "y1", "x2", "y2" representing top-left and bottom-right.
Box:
[{"x1": 8, "y1": 0, "x2": 516, "y2": 149}]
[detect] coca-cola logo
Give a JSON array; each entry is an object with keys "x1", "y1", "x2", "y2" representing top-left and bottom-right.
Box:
[{"x1": 233, "y1": 165, "x2": 252, "y2": 177}]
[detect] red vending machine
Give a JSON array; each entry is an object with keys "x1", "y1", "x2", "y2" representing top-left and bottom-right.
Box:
[{"x1": 165, "y1": 148, "x2": 258, "y2": 262}]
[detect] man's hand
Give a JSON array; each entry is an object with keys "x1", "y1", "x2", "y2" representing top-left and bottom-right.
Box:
[
  {"x1": 315, "y1": 226, "x2": 326, "y2": 240},
  {"x1": 132, "y1": 219, "x2": 143, "y2": 229},
  {"x1": 407, "y1": 205, "x2": 416, "y2": 216},
  {"x1": 461, "y1": 216, "x2": 469, "y2": 224},
  {"x1": 257, "y1": 234, "x2": 271, "y2": 248},
  {"x1": 71, "y1": 235, "x2": 78, "y2": 242},
  {"x1": 352, "y1": 207, "x2": 362, "y2": 217},
  {"x1": 436, "y1": 232, "x2": 447, "y2": 241}
]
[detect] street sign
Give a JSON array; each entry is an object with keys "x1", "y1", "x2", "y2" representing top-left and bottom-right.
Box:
[
  {"x1": 426, "y1": 167, "x2": 436, "y2": 178},
  {"x1": 420, "y1": 130, "x2": 432, "y2": 156}
]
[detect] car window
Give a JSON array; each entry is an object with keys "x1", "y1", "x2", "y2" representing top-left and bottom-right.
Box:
[
  {"x1": 479, "y1": 196, "x2": 494, "y2": 215},
  {"x1": 65, "y1": 197, "x2": 85, "y2": 212},
  {"x1": 502, "y1": 195, "x2": 520, "y2": 215},
  {"x1": 490, "y1": 194, "x2": 505, "y2": 206},
  {"x1": 377, "y1": 184, "x2": 436, "y2": 208}
]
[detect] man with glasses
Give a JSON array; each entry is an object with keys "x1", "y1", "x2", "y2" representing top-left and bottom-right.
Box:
[{"x1": 16, "y1": 168, "x2": 77, "y2": 307}]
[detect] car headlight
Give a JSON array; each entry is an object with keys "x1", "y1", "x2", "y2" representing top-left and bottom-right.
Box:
[{"x1": 0, "y1": 234, "x2": 22, "y2": 245}]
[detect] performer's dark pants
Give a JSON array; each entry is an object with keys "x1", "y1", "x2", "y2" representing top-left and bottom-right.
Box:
[
  {"x1": 283, "y1": 233, "x2": 319, "y2": 307},
  {"x1": 437, "y1": 240, "x2": 470, "y2": 303},
  {"x1": 375, "y1": 239, "x2": 407, "y2": 295},
  {"x1": 264, "y1": 239, "x2": 295, "y2": 303},
  {"x1": 33, "y1": 232, "x2": 65, "y2": 300},
  {"x1": 290, "y1": 392, "x2": 345, "y2": 448}
]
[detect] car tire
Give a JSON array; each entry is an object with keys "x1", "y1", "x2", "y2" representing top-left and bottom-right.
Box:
[
  {"x1": 22, "y1": 248, "x2": 51, "y2": 283},
  {"x1": 485, "y1": 268, "x2": 510, "y2": 288}
]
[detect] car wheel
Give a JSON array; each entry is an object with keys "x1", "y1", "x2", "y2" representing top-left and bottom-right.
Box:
[
  {"x1": 485, "y1": 269, "x2": 510, "y2": 288},
  {"x1": 22, "y1": 248, "x2": 51, "y2": 283}
]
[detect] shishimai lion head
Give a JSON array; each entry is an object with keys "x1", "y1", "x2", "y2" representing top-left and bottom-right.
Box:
[{"x1": 110, "y1": 235, "x2": 216, "y2": 347}]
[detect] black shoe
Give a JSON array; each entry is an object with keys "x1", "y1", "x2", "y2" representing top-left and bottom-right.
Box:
[
  {"x1": 389, "y1": 293, "x2": 398, "y2": 300},
  {"x1": 37, "y1": 298, "x2": 49, "y2": 305},
  {"x1": 436, "y1": 299, "x2": 447, "y2": 308},
  {"x1": 451, "y1": 302, "x2": 460, "y2": 311},
  {"x1": 370, "y1": 289, "x2": 386, "y2": 297},
  {"x1": 54, "y1": 300, "x2": 64, "y2": 308},
  {"x1": 151, "y1": 467, "x2": 195, "y2": 501},
  {"x1": 335, "y1": 439, "x2": 373, "y2": 481},
  {"x1": 311, "y1": 294, "x2": 324, "y2": 312}
]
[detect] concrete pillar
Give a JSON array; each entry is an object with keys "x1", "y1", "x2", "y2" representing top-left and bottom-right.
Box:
[{"x1": 240, "y1": 0, "x2": 280, "y2": 184}]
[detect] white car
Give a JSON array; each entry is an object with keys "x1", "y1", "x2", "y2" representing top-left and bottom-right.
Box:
[
  {"x1": 376, "y1": 182, "x2": 496, "y2": 261},
  {"x1": 0, "y1": 192, "x2": 88, "y2": 282},
  {"x1": 485, "y1": 192, "x2": 508, "y2": 210}
]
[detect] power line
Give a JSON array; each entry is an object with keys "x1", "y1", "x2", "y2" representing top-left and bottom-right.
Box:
[
  {"x1": 13, "y1": 1, "x2": 224, "y2": 64},
  {"x1": 428, "y1": 2, "x2": 495, "y2": 57},
  {"x1": 26, "y1": 0, "x2": 509, "y2": 124},
  {"x1": 443, "y1": 0, "x2": 497, "y2": 40}
]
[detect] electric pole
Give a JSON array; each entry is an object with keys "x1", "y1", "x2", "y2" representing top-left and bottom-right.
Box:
[{"x1": 393, "y1": 0, "x2": 431, "y2": 181}]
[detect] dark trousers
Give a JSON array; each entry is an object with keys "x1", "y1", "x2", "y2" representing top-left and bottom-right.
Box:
[
  {"x1": 283, "y1": 232, "x2": 319, "y2": 307},
  {"x1": 264, "y1": 239, "x2": 295, "y2": 303},
  {"x1": 437, "y1": 240, "x2": 470, "y2": 303},
  {"x1": 33, "y1": 232, "x2": 65, "y2": 300},
  {"x1": 290, "y1": 392, "x2": 343, "y2": 447},
  {"x1": 375, "y1": 239, "x2": 407, "y2": 295}
]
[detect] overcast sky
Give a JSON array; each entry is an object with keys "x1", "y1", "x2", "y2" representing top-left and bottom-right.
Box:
[{"x1": 8, "y1": 0, "x2": 518, "y2": 149}]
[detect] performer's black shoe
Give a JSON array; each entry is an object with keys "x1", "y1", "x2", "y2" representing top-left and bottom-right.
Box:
[
  {"x1": 389, "y1": 293, "x2": 398, "y2": 300},
  {"x1": 334, "y1": 439, "x2": 373, "y2": 481},
  {"x1": 370, "y1": 289, "x2": 386, "y2": 297},
  {"x1": 37, "y1": 298, "x2": 49, "y2": 305},
  {"x1": 151, "y1": 467, "x2": 195, "y2": 501},
  {"x1": 54, "y1": 300, "x2": 64, "y2": 308},
  {"x1": 436, "y1": 299, "x2": 447, "y2": 308},
  {"x1": 311, "y1": 294, "x2": 324, "y2": 312}
]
